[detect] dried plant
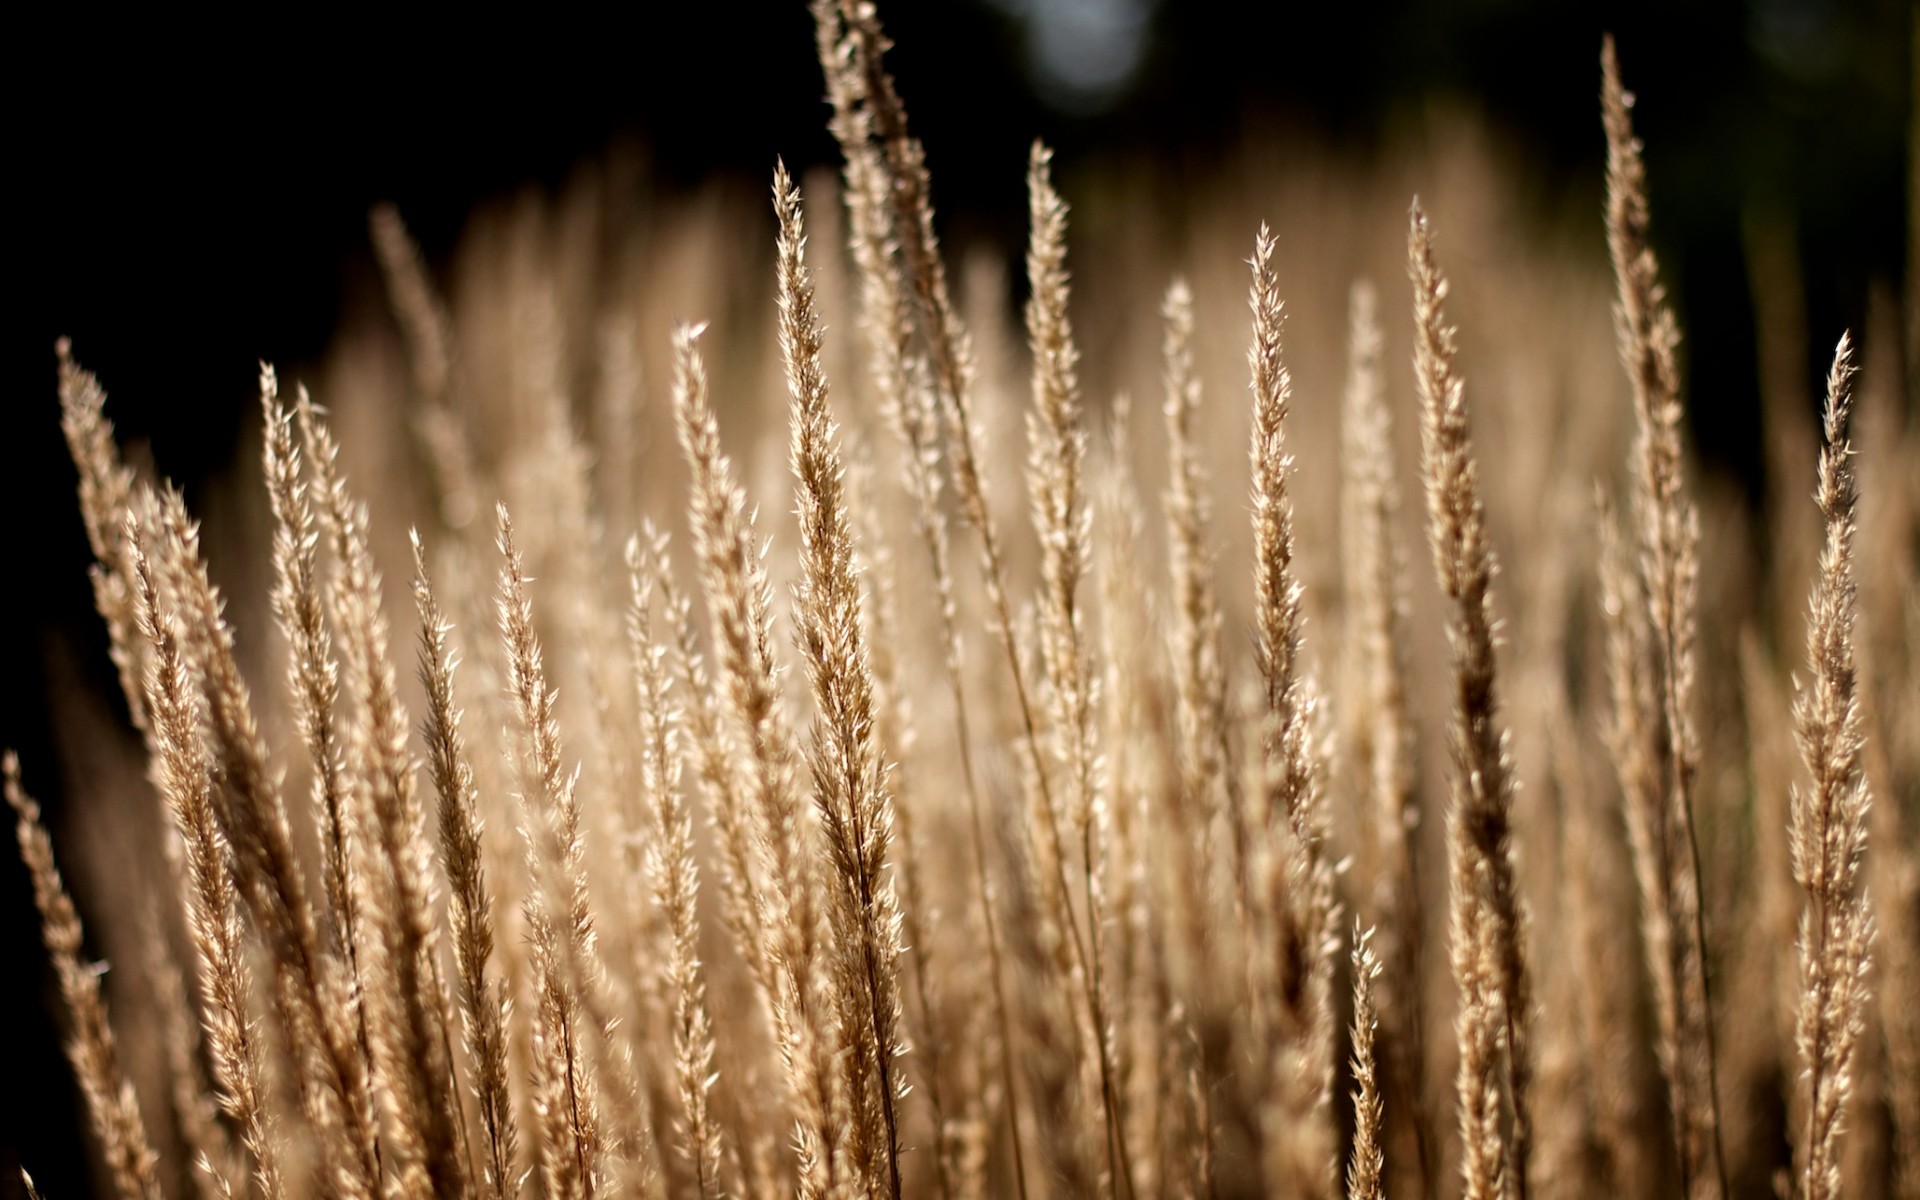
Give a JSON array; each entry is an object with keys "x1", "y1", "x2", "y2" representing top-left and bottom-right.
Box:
[
  {"x1": 1348, "y1": 926, "x2": 1386, "y2": 1200},
  {"x1": 778, "y1": 161, "x2": 909, "y2": 1199},
  {"x1": 1599, "y1": 41, "x2": 1727, "y2": 1200},
  {"x1": 1247, "y1": 220, "x2": 1339, "y2": 1200},
  {"x1": 13, "y1": 15, "x2": 1915, "y2": 1200},
  {"x1": 6, "y1": 752, "x2": 162, "y2": 1200},
  {"x1": 1409, "y1": 199, "x2": 1533, "y2": 1200},
  {"x1": 1790, "y1": 336, "x2": 1876, "y2": 1200},
  {"x1": 129, "y1": 523, "x2": 282, "y2": 1200},
  {"x1": 414, "y1": 536, "x2": 518, "y2": 1200}
]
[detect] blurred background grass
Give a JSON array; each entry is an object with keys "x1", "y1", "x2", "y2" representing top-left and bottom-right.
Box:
[{"x1": 3, "y1": 2, "x2": 1911, "y2": 1194}]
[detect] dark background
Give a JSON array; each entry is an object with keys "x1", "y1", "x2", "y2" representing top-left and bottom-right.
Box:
[{"x1": 3, "y1": 2, "x2": 1910, "y2": 1195}]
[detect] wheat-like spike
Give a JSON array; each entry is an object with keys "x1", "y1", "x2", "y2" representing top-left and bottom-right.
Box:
[
  {"x1": 1408, "y1": 201, "x2": 1532, "y2": 1200},
  {"x1": 1245, "y1": 224, "x2": 1330, "y2": 863},
  {"x1": 1338, "y1": 278, "x2": 1433, "y2": 1200},
  {"x1": 1599, "y1": 41, "x2": 1726, "y2": 1200},
  {"x1": 6, "y1": 751, "x2": 164, "y2": 1200},
  {"x1": 671, "y1": 321, "x2": 844, "y2": 1199},
  {"x1": 299, "y1": 391, "x2": 468, "y2": 1200},
  {"x1": 128, "y1": 522, "x2": 282, "y2": 1200},
  {"x1": 1246, "y1": 222, "x2": 1339, "y2": 1200},
  {"x1": 813, "y1": 0, "x2": 911, "y2": 434},
  {"x1": 626, "y1": 527, "x2": 725, "y2": 1200},
  {"x1": 1349, "y1": 925, "x2": 1387, "y2": 1200},
  {"x1": 55, "y1": 342, "x2": 159, "y2": 746},
  {"x1": 777, "y1": 172, "x2": 899, "y2": 1200},
  {"x1": 496, "y1": 504, "x2": 606, "y2": 1200},
  {"x1": 1024, "y1": 143, "x2": 1097, "y2": 850},
  {"x1": 54, "y1": 366, "x2": 234, "y2": 1191},
  {"x1": 1790, "y1": 334, "x2": 1876, "y2": 1200},
  {"x1": 259, "y1": 367, "x2": 364, "y2": 1014},
  {"x1": 51, "y1": 362, "x2": 228, "y2": 1190},
  {"x1": 413, "y1": 532, "x2": 520, "y2": 1200},
  {"x1": 152, "y1": 486, "x2": 382, "y2": 1200},
  {"x1": 826, "y1": 0, "x2": 971, "y2": 442},
  {"x1": 779, "y1": 162, "x2": 910, "y2": 1200},
  {"x1": 835, "y1": 0, "x2": 1054, "y2": 801},
  {"x1": 1024, "y1": 142, "x2": 1135, "y2": 1200}
]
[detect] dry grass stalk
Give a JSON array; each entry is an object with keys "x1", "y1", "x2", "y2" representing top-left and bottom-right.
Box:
[
  {"x1": 825, "y1": 0, "x2": 1049, "y2": 771},
  {"x1": 670, "y1": 322, "x2": 844, "y2": 1198},
  {"x1": 1246, "y1": 222, "x2": 1339, "y2": 1200},
  {"x1": 1790, "y1": 335, "x2": 1876, "y2": 1200},
  {"x1": 495, "y1": 505, "x2": 607, "y2": 1200},
  {"x1": 1408, "y1": 200, "x2": 1533, "y2": 1200},
  {"x1": 1349, "y1": 925, "x2": 1386, "y2": 1200},
  {"x1": 819, "y1": 10, "x2": 1030, "y2": 1189},
  {"x1": 1599, "y1": 40, "x2": 1727, "y2": 1200},
  {"x1": 625, "y1": 528, "x2": 724, "y2": 1199},
  {"x1": 817, "y1": 22, "x2": 1092, "y2": 1192},
  {"x1": 778, "y1": 162, "x2": 910, "y2": 1200},
  {"x1": 54, "y1": 364, "x2": 238, "y2": 1197},
  {"x1": 1338, "y1": 278, "x2": 1433, "y2": 1200},
  {"x1": 1024, "y1": 141, "x2": 1135, "y2": 1200},
  {"x1": 128, "y1": 522, "x2": 282, "y2": 1200},
  {"x1": 822, "y1": 0, "x2": 971, "y2": 435},
  {"x1": 7, "y1": 751, "x2": 164, "y2": 1200},
  {"x1": 259, "y1": 369, "x2": 361, "y2": 1011},
  {"x1": 54, "y1": 340, "x2": 150, "y2": 737},
  {"x1": 300, "y1": 392, "x2": 468, "y2": 1200},
  {"x1": 819, "y1": 17, "x2": 1077, "y2": 1032},
  {"x1": 413, "y1": 534, "x2": 519, "y2": 1200},
  {"x1": 153, "y1": 485, "x2": 383, "y2": 1200},
  {"x1": 510, "y1": 484, "x2": 661, "y2": 1189}
]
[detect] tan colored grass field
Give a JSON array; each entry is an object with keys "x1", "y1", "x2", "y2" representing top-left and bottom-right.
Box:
[{"x1": 12, "y1": 7, "x2": 1918, "y2": 1200}]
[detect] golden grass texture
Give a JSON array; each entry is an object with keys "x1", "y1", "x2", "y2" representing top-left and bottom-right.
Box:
[{"x1": 14, "y1": 12, "x2": 1919, "y2": 1200}]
